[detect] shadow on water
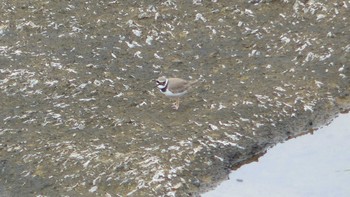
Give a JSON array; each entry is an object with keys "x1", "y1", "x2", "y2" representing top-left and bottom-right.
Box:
[{"x1": 203, "y1": 112, "x2": 350, "y2": 197}]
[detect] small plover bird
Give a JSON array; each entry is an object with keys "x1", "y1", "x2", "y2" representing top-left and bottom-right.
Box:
[{"x1": 156, "y1": 76, "x2": 198, "y2": 110}]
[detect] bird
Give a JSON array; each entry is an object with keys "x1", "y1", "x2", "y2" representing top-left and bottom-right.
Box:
[{"x1": 156, "y1": 76, "x2": 198, "y2": 110}]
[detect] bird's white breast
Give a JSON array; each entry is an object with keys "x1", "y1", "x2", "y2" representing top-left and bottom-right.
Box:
[{"x1": 160, "y1": 89, "x2": 187, "y2": 97}]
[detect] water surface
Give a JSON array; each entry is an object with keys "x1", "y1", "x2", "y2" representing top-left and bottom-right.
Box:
[{"x1": 204, "y1": 113, "x2": 350, "y2": 197}]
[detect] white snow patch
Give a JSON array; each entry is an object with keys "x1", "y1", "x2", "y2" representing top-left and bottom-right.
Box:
[
  {"x1": 132, "y1": 29, "x2": 142, "y2": 37},
  {"x1": 209, "y1": 124, "x2": 219, "y2": 131},
  {"x1": 195, "y1": 13, "x2": 207, "y2": 22},
  {"x1": 89, "y1": 186, "x2": 98, "y2": 193},
  {"x1": 69, "y1": 152, "x2": 84, "y2": 160}
]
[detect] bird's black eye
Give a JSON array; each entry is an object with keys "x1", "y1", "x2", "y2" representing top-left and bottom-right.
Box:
[{"x1": 156, "y1": 80, "x2": 165, "y2": 85}]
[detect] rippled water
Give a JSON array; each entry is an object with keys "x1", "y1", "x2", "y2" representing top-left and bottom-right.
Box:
[{"x1": 204, "y1": 113, "x2": 350, "y2": 197}]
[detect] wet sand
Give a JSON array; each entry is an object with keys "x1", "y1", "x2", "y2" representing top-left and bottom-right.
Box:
[{"x1": 0, "y1": 0, "x2": 349, "y2": 196}]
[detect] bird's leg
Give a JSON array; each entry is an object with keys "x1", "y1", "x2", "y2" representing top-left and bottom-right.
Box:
[
  {"x1": 172, "y1": 98, "x2": 180, "y2": 110},
  {"x1": 175, "y1": 98, "x2": 180, "y2": 110}
]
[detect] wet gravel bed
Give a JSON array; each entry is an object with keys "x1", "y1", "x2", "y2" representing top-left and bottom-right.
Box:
[{"x1": 0, "y1": 0, "x2": 349, "y2": 196}]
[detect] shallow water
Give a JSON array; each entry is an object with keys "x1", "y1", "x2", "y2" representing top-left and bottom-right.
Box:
[{"x1": 203, "y1": 113, "x2": 350, "y2": 197}]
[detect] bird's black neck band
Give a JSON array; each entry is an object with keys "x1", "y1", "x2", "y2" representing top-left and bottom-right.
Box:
[{"x1": 161, "y1": 81, "x2": 168, "y2": 92}]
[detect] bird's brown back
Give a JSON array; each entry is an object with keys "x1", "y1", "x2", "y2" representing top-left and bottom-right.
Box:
[{"x1": 168, "y1": 78, "x2": 198, "y2": 94}]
